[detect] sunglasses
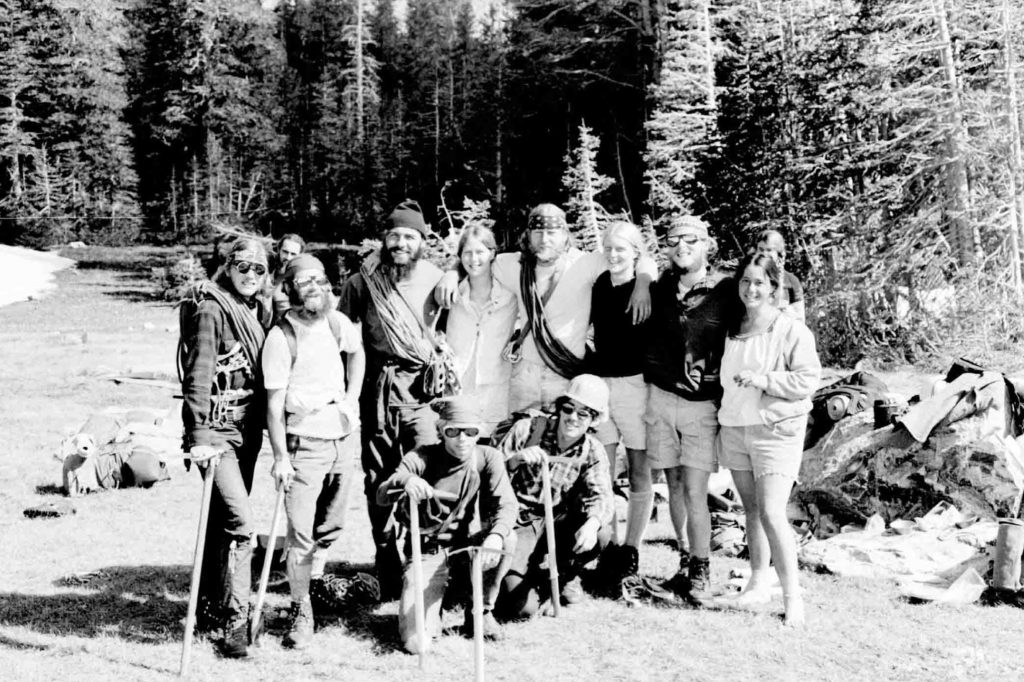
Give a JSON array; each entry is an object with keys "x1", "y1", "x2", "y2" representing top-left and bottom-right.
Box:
[
  {"x1": 232, "y1": 260, "x2": 267, "y2": 276},
  {"x1": 443, "y1": 426, "x2": 480, "y2": 438},
  {"x1": 558, "y1": 403, "x2": 598, "y2": 421},
  {"x1": 295, "y1": 275, "x2": 330, "y2": 289},
  {"x1": 665, "y1": 234, "x2": 702, "y2": 248}
]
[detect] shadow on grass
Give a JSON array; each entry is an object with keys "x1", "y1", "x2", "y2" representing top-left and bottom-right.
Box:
[
  {"x1": 0, "y1": 565, "x2": 188, "y2": 646},
  {"x1": 34, "y1": 483, "x2": 63, "y2": 496}
]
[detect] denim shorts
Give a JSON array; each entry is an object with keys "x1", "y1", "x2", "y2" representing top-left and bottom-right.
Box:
[{"x1": 718, "y1": 415, "x2": 808, "y2": 480}]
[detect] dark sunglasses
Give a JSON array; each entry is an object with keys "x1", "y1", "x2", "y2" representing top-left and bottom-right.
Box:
[
  {"x1": 232, "y1": 260, "x2": 267, "y2": 276},
  {"x1": 665, "y1": 234, "x2": 702, "y2": 248},
  {"x1": 295, "y1": 275, "x2": 330, "y2": 289},
  {"x1": 558, "y1": 403, "x2": 598, "y2": 420},
  {"x1": 443, "y1": 426, "x2": 480, "y2": 438}
]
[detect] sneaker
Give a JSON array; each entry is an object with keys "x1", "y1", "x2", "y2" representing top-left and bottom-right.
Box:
[
  {"x1": 219, "y1": 611, "x2": 249, "y2": 659},
  {"x1": 311, "y1": 572, "x2": 381, "y2": 614},
  {"x1": 460, "y1": 608, "x2": 505, "y2": 641},
  {"x1": 687, "y1": 556, "x2": 711, "y2": 597},
  {"x1": 283, "y1": 600, "x2": 314, "y2": 650},
  {"x1": 560, "y1": 576, "x2": 585, "y2": 605}
]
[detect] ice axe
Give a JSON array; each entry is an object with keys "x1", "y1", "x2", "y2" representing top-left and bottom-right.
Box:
[
  {"x1": 448, "y1": 544, "x2": 514, "y2": 682},
  {"x1": 250, "y1": 484, "x2": 286, "y2": 644},
  {"x1": 179, "y1": 454, "x2": 220, "y2": 678},
  {"x1": 539, "y1": 456, "x2": 561, "y2": 617},
  {"x1": 400, "y1": 488, "x2": 458, "y2": 669}
]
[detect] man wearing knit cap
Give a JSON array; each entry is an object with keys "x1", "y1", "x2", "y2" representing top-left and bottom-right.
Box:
[
  {"x1": 495, "y1": 374, "x2": 614, "y2": 617},
  {"x1": 376, "y1": 395, "x2": 518, "y2": 653},
  {"x1": 339, "y1": 199, "x2": 449, "y2": 599},
  {"x1": 263, "y1": 253, "x2": 367, "y2": 648},
  {"x1": 438, "y1": 203, "x2": 658, "y2": 413}
]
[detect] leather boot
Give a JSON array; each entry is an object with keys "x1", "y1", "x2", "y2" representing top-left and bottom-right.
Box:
[
  {"x1": 993, "y1": 519, "x2": 1024, "y2": 590},
  {"x1": 219, "y1": 539, "x2": 253, "y2": 659}
]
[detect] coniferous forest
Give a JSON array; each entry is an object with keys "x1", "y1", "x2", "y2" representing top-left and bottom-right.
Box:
[{"x1": 5, "y1": 0, "x2": 1024, "y2": 364}]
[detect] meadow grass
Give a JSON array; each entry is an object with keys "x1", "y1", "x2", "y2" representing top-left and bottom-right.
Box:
[{"x1": 0, "y1": 247, "x2": 1021, "y2": 681}]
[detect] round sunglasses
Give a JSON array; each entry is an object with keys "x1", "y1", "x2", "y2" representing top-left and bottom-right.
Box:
[{"x1": 232, "y1": 260, "x2": 267, "y2": 276}]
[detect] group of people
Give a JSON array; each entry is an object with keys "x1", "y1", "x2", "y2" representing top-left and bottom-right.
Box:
[{"x1": 178, "y1": 198, "x2": 821, "y2": 660}]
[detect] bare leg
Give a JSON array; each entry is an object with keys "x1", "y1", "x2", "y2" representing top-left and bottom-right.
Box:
[
  {"x1": 681, "y1": 467, "x2": 711, "y2": 559},
  {"x1": 756, "y1": 474, "x2": 803, "y2": 626},
  {"x1": 727, "y1": 469, "x2": 772, "y2": 604},
  {"x1": 624, "y1": 448, "x2": 652, "y2": 548},
  {"x1": 603, "y1": 442, "x2": 621, "y2": 544},
  {"x1": 664, "y1": 466, "x2": 689, "y2": 552}
]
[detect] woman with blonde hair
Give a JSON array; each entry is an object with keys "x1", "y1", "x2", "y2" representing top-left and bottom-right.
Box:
[
  {"x1": 444, "y1": 225, "x2": 518, "y2": 438},
  {"x1": 589, "y1": 221, "x2": 653, "y2": 579}
]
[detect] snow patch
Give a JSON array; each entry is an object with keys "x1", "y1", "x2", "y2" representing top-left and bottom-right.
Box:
[{"x1": 0, "y1": 245, "x2": 75, "y2": 308}]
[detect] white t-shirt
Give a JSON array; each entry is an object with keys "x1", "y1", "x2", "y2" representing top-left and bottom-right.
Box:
[
  {"x1": 262, "y1": 310, "x2": 362, "y2": 439},
  {"x1": 491, "y1": 249, "x2": 607, "y2": 363}
]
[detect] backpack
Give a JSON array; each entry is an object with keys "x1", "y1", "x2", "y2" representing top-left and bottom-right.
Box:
[
  {"x1": 489, "y1": 409, "x2": 552, "y2": 449},
  {"x1": 276, "y1": 313, "x2": 344, "y2": 367},
  {"x1": 805, "y1": 371, "x2": 888, "y2": 450}
]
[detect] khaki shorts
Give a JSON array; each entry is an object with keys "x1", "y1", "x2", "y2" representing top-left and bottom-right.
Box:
[
  {"x1": 596, "y1": 374, "x2": 648, "y2": 450},
  {"x1": 718, "y1": 415, "x2": 807, "y2": 481},
  {"x1": 644, "y1": 385, "x2": 719, "y2": 472}
]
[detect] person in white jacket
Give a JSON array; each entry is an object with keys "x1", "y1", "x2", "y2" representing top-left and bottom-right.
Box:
[{"x1": 716, "y1": 253, "x2": 821, "y2": 627}]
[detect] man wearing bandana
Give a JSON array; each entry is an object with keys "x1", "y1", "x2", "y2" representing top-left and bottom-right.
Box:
[
  {"x1": 263, "y1": 254, "x2": 366, "y2": 649},
  {"x1": 440, "y1": 203, "x2": 657, "y2": 412},
  {"x1": 180, "y1": 237, "x2": 271, "y2": 658},
  {"x1": 338, "y1": 200, "x2": 447, "y2": 599}
]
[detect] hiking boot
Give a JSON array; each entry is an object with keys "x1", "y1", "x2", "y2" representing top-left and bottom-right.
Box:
[
  {"x1": 560, "y1": 576, "x2": 585, "y2": 605},
  {"x1": 620, "y1": 545, "x2": 640, "y2": 577},
  {"x1": 687, "y1": 556, "x2": 711, "y2": 597},
  {"x1": 283, "y1": 600, "x2": 315, "y2": 650},
  {"x1": 461, "y1": 608, "x2": 505, "y2": 641},
  {"x1": 219, "y1": 610, "x2": 249, "y2": 659},
  {"x1": 661, "y1": 552, "x2": 691, "y2": 596}
]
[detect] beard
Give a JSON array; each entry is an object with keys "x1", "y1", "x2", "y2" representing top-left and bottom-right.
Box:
[
  {"x1": 380, "y1": 242, "x2": 424, "y2": 281},
  {"x1": 289, "y1": 286, "x2": 334, "y2": 320}
]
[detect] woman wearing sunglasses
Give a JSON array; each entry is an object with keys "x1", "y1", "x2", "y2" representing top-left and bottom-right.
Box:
[
  {"x1": 643, "y1": 215, "x2": 731, "y2": 600},
  {"x1": 180, "y1": 237, "x2": 272, "y2": 657},
  {"x1": 444, "y1": 225, "x2": 518, "y2": 439}
]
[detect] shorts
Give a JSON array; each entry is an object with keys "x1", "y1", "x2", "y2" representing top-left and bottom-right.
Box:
[
  {"x1": 644, "y1": 385, "x2": 719, "y2": 473},
  {"x1": 718, "y1": 415, "x2": 807, "y2": 481},
  {"x1": 596, "y1": 374, "x2": 647, "y2": 449},
  {"x1": 509, "y1": 358, "x2": 571, "y2": 413}
]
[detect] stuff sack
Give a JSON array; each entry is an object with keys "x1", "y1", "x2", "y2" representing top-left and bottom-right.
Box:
[{"x1": 805, "y1": 371, "x2": 888, "y2": 450}]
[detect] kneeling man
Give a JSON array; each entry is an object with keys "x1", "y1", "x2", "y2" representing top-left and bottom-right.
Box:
[
  {"x1": 376, "y1": 396, "x2": 517, "y2": 653},
  {"x1": 496, "y1": 374, "x2": 614, "y2": 618}
]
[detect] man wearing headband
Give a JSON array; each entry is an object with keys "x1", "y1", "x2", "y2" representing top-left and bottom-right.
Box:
[
  {"x1": 338, "y1": 199, "x2": 450, "y2": 599},
  {"x1": 262, "y1": 253, "x2": 367, "y2": 649},
  {"x1": 438, "y1": 203, "x2": 658, "y2": 412},
  {"x1": 375, "y1": 396, "x2": 518, "y2": 653},
  {"x1": 180, "y1": 237, "x2": 271, "y2": 658},
  {"x1": 495, "y1": 374, "x2": 614, "y2": 617}
]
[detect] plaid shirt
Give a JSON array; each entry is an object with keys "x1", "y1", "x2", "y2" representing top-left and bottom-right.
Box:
[{"x1": 498, "y1": 415, "x2": 613, "y2": 526}]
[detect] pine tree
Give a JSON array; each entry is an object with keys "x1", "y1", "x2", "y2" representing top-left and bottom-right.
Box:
[{"x1": 562, "y1": 123, "x2": 615, "y2": 252}]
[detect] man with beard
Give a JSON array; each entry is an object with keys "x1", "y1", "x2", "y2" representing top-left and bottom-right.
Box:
[
  {"x1": 439, "y1": 203, "x2": 656, "y2": 412},
  {"x1": 263, "y1": 253, "x2": 366, "y2": 648},
  {"x1": 338, "y1": 199, "x2": 449, "y2": 598},
  {"x1": 644, "y1": 215, "x2": 731, "y2": 600}
]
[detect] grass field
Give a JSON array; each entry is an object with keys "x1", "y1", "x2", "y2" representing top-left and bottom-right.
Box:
[{"x1": 1, "y1": 247, "x2": 1022, "y2": 682}]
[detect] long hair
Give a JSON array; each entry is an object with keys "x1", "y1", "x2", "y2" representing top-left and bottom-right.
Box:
[
  {"x1": 727, "y1": 252, "x2": 782, "y2": 336},
  {"x1": 602, "y1": 221, "x2": 647, "y2": 264},
  {"x1": 215, "y1": 237, "x2": 269, "y2": 295},
  {"x1": 457, "y1": 225, "x2": 498, "y2": 279}
]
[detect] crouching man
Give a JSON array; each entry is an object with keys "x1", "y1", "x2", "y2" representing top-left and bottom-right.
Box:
[
  {"x1": 495, "y1": 374, "x2": 614, "y2": 618},
  {"x1": 376, "y1": 397, "x2": 517, "y2": 654},
  {"x1": 262, "y1": 254, "x2": 367, "y2": 649}
]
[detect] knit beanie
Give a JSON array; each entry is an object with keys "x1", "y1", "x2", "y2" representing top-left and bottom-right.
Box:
[
  {"x1": 384, "y1": 199, "x2": 428, "y2": 236},
  {"x1": 283, "y1": 253, "x2": 326, "y2": 282}
]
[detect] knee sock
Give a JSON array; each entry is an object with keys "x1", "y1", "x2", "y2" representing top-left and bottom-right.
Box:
[{"x1": 625, "y1": 490, "x2": 654, "y2": 548}]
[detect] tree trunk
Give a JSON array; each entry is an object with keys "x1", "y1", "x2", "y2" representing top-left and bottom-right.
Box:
[
  {"x1": 355, "y1": 0, "x2": 365, "y2": 145},
  {"x1": 1003, "y1": 0, "x2": 1024, "y2": 301},
  {"x1": 932, "y1": 0, "x2": 977, "y2": 266}
]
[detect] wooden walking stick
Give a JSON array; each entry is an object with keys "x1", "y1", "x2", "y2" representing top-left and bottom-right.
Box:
[
  {"x1": 180, "y1": 456, "x2": 219, "y2": 678},
  {"x1": 409, "y1": 495, "x2": 427, "y2": 669},
  {"x1": 539, "y1": 458, "x2": 561, "y2": 618},
  {"x1": 250, "y1": 485, "x2": 286, "y2": 644}
]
